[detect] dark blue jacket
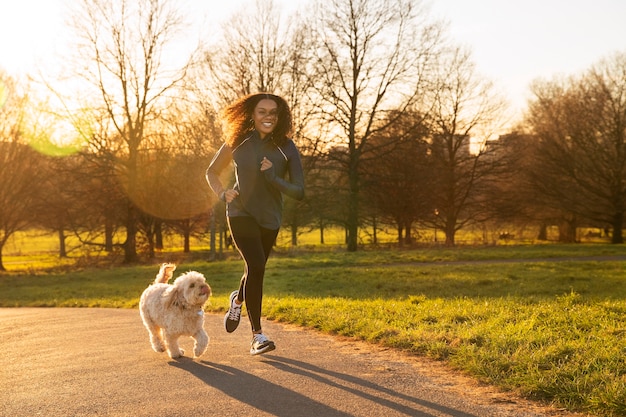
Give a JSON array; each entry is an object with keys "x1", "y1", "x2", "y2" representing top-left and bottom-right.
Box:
[{"x1": 206, "y1": 131, "x2": 305, "y2": 230}]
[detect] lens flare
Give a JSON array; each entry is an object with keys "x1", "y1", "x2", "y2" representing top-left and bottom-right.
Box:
[
  {"x1": 27, "y1": 131, "x2": 86, "y2": 157},
  {"x1": 0, "y1": 81, "x2": 8, "y2": 109},
  {"x1": 25, "y1": 108, "x2": 91, "y2": 157}
]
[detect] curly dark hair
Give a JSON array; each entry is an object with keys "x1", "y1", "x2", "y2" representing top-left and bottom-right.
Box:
[{"x1": 221, "y1": 93, "x2": 293, "y2": 147}]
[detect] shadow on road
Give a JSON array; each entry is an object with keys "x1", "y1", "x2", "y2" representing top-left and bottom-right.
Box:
[
  {"x1": 170, "y1": 358, "x2": 353, "y2": 417},
  {"x1": 170, "y1": 354, "x2": 480, "y2": 417},
  {"x1": 262, "y1": 355, "x2": 479, "y2": 417}
]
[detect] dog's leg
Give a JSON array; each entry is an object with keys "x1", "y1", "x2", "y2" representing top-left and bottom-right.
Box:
[
  {"x1": 150, "y1": 328, "x2": 166, "y2": 353},
  {"x1": 192, "y1": 329, "x2": 209, "y2": 358},
  {"x1": 163, "y1": 332, "x2": 184, "y2": 359},
  {"x1": 141, "y1": 314, "x2": 166, "y2": 353}
]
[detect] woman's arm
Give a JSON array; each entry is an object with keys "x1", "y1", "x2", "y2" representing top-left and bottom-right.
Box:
[
  {"x1": 263, "y1": 142, "x2": 305, "y2": 200},
  {"x1": 205, "y1": 143, "x2": 232, "y2": 202}
]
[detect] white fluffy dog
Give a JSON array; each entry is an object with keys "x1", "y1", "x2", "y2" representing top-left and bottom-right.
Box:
[{"x1": 139, "y1": 263, "x2": 211, "y2": 359}]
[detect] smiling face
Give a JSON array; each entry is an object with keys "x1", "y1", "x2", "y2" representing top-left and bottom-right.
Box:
[{"x1": 252, "y1": 98, "x2": 278, "y2": 139}]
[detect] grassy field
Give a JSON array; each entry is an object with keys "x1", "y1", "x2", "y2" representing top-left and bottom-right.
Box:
[{"x1": 1, "y1": 243, "x2": 625, "y2": 415}]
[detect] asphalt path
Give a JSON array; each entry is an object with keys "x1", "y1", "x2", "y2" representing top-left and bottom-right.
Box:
[{"x1": 0, "y1": 308, "x2": 587, "y2": 417}]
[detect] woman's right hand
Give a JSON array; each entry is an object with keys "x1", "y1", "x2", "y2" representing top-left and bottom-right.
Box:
[{"x1": 224, "y1": 189, "x2": 239, "y2": 203}]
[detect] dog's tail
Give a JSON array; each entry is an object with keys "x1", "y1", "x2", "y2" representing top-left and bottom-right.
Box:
[{"x1": 155, "y1": 263, "x2": 176, "y2": 284}]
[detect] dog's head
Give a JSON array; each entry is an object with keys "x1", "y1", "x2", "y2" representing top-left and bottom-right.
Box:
[{"x1": 170, "y1": 271, "x2": 211, "y2": 309}]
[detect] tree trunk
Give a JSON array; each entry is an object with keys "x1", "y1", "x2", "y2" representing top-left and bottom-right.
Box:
[
  {"x1": 155, "y1": 220, "x2": 163, "y2": 250},
  {"x1": 0, "y1": 248, "x2": 5, "y2": 271},
  {"x1": 558, "y1": 217, "x2": 577, "y2": 243},
  {"x1": 291, "y1": 225, "x2": 298, "y2": 247},
  {"x1": 371, "y1": 215, "x2": 377, "y2": 245},
  {"x1": 537, "y1": 223, "x2": 548, "y2": 241},
  {"x1": 445, "y1": 218, "x2": 456, "y2": 246},
  {"x1": 123, "y1": 205, "x2": 139, "y2": 263},
  {"x1": 104, "y1": 219, "x2": 114, "y2": 252},
  {"x1": 209, "y1": 209, "x2": 216, "y2": 260},
  {"x1": 347, "y1": 175, "x2": 359, "y2": 252},
  {"x1": 404, "y1": 224, "x2": 412, "y2": 245},
  {"x1": 289, "y1": 209, "x2": 299, "y2": 246},
  {"x1": 146, "y1": 230, "x2": 155, "y2": 259},
  {"x1": 611, "y1": 211, "x2": 624, "y2": 244},
  {"x1": 184, "y1": 229, "x2": 190, "y2": 253},
  {"x1": 58, "y1": 228, "x2": 67, "y2": 258}
]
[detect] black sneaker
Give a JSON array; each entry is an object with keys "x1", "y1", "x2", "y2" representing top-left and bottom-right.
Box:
[
  {"x1": 224, "y1": 290, "x2": 242, "y2": 333},
  {"x1": 250, "y1": 333, "x2": 276, "y2": 355}
]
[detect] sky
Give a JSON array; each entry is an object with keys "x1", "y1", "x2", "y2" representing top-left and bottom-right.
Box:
[{"x1": 1, "y1": 0, "x2": 626, "y2": 124}]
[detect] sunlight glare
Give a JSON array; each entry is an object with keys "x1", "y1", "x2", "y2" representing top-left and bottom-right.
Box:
[
  {"x1": 25, "y1": 112, "x2": 88, "y2": 157},
  {"x1": 0, "y1": 81, "x2": 7, "y2": 109},
  {"x1": 27, "y1": 130, "x2": 85, "y2": 157}
]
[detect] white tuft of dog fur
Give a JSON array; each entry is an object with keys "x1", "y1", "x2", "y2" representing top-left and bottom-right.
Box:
[
  {"x1": 155, "y1": 262, "x2": 176, "y2": 284},
  {"x1": 139, "y1": 264, "x2": 211, "y2": 359}
]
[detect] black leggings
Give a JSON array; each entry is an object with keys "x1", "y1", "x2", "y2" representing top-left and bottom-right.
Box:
[{"x1": 227, "y1": 216, "x2": 278, "y2": 332}]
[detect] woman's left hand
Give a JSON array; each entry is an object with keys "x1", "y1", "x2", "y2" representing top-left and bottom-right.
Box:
[{"x1": 260, "y1": 157, "x2": 273, "y2": 171}]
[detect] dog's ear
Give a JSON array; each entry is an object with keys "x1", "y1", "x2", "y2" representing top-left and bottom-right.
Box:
[{"x1": 163, "y1": 284, "x2": 183, "y2": 309}]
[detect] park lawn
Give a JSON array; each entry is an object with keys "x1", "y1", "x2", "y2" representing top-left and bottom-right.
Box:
[{"x1": 1, "y1": 244, "x2": 625, "y2": 416}]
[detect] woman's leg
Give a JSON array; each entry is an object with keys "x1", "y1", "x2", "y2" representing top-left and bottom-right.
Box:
[{"x1": 228, "y1": 216, "x2": 278, "y2": 332}]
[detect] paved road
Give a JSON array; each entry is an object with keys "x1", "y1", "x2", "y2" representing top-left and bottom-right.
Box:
[{"x1": 0, "y1": 308, "x2": 585, "y2": 417}]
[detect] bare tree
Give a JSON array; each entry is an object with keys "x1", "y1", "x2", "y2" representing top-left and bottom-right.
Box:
[
  {"x1": 525, "y1": 52, "x2": 626, "y2": 243},
  {"x1": 306, "y1": 0, "x2": 443, "y2": 251},
  {"x1": 200, "y1": 0, "x2": 293, "y2": 106},
  {"x1": 304, "y1": 149, "x2": 349, "y2": 244},
  {"x1": 360, "y1": 110, "x2": 431, "y2": 245},
  {"x1": 424, "y1": 46, "x2": 507, "y2": 246},
  {"x1": 64, "y1": 0, "x2": 193, "y2": 262},
  {"x1": 34, "y1": 155, "x2": 84, "y2": 258},
  {"x1": 0, "y1": 74, "x2": 47, "y2": 270},
  {"x1": 478, "y1": 131, "x2": 546, "y2": 242}
]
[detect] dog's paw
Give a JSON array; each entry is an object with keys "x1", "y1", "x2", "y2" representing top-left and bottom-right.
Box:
[
  {"x1": 151, "y1": 341, "x2": 166, "y2": 353},
  {"x1": 148, "y1": 332, "x2": 166, "y2": 351},
  {"x1": 168, "y1": 348, "x2": 184, "y2": 359},
  {"x1": 150, "y1": 338, "x2": 165, "y2": 352},
  {"x1": 194, "y1": 342, "x2": 209, "y2": 358}
]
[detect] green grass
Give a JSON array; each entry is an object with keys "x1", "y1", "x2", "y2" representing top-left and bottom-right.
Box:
[{"x1": 1, "y1": 244, "x2": 626, "y2": 415}]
